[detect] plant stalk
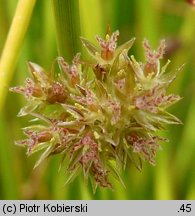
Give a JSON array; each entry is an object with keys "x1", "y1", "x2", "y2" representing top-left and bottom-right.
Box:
[
  {"x1": 53, "y1": 0, "x2": 81, "y2": 62},
  {"x1": 53, "y1": 0, "x2": 91, "y2": 199},
  {"x1": 0, "y1": 0, "x2": 37, "y2": 112}
]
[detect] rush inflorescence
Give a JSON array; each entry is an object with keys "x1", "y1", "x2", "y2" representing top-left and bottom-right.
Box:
[{"x1": 10, "y1": 30, "x2": 182, "y2": 191}]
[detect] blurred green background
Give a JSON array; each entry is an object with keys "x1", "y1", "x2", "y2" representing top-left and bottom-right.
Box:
[{"x1": 0, "y1": 0, "x2": 195, "y2": 199}]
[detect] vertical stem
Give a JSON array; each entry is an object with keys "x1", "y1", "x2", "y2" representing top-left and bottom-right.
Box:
[
  {"x1": 135, "y1": 0, "x2": 158, "y2": 44},
  {"x1": 53, "y1": 0, "x2": 90, "y2": 199},
  {"x1": 0, "y1": 114, "x2": 18, "y2": 199},
  {"x1": 79, "y1": 0, "x2": 104, "y2": 41},
  {"x1": 53, "y1": 0, "x2": 81, "y2": 61},
  {"x1": 0, "y1": 0, "x2": 37, "y2": 111}
]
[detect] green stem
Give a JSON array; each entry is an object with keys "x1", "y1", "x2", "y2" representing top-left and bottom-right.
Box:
[
  {"x1": 135, "y1": 0, "x2": 158, "y2": 55},
  {"x1": 79, "y1": 0, "x2": 104, "y2": 40},
  {"x1": 0, "y1": 0, "x2": 37, "y2": 112},
  {"x1": 53, "y1": 0, "x2": 81, "y2": 61},
  {"x1": 53, "y1": 0, "x2": 89, "y2": 199},
  {"x1": 140, "y1": 0, "x2": 158, "y2": 43},
  {"x1": 0, "y1": 114, "x2": 18, "y2": 199}
]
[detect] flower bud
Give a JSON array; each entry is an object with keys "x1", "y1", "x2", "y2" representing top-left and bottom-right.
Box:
[{"x1": 46, "y1": 82, "x2": 67, "y2": 104}]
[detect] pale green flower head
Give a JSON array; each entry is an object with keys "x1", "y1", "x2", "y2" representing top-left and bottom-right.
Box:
[{"x1": 10, "y1": 30, "x2": 182, "y2": 191}]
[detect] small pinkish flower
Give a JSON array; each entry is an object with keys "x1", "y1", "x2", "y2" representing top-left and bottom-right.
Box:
[
  {"x1": 143, "y1": 39, "x2": 166, "y2": 76},
  {"x1": 107, "y1": 99, "x2": 121, "y2": 125},
  {"x1": 128, "y1": 134, "x2": 163, "y2": 165},
  {"x1": 96, "y1": 30, "x2": 119, "y2": 60},
  {"x1": 134, "y1": 86, "x2": 181, "y2": 113},
  {"x1": 73, "y1": 88, "x2": 98, "y2": 111},
  {"x1": 17, "y1": 129, "x2": 53, "y2": 155},
  {"x1": 10, "y1": 78, "x2": 43, "y2": 99},
  {"x1": 57, "y1": 53, "x2": 80, "y2": 86},
  {"x1": 46, "y1": 82, "x2": 67, "y2": 104}
]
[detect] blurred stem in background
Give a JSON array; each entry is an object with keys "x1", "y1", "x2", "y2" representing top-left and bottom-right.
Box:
[
  {"x1": 53, "y1": 0, "x2": 81, "y2": 61},
  {"x1": 79, "y1": 0, "x2": 105, "y2": 61},
  {"x1": 79, "y1": 0, "x2": 104, "y2": 40},
  {"x1": 0, "y1": 0, "x2": 36, "y2": 200},
  {"x1": 0, "y1": 0, "x2": 37, "y2": 112},
  {"x1": 0, "y1": 115, "x2": 18, "y2": 199},
  {"x1": 52, "y1": 0, "x2": 92, "y2": 199}
]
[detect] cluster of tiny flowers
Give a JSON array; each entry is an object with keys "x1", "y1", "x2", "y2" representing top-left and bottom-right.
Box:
[{"x1": 10, "y1": 30, "x2": 182, "y2": 191}]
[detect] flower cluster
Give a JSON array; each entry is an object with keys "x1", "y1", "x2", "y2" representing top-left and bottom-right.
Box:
[{"x1": 10, "y1": 30, "x2": 182, "y2": 191}]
